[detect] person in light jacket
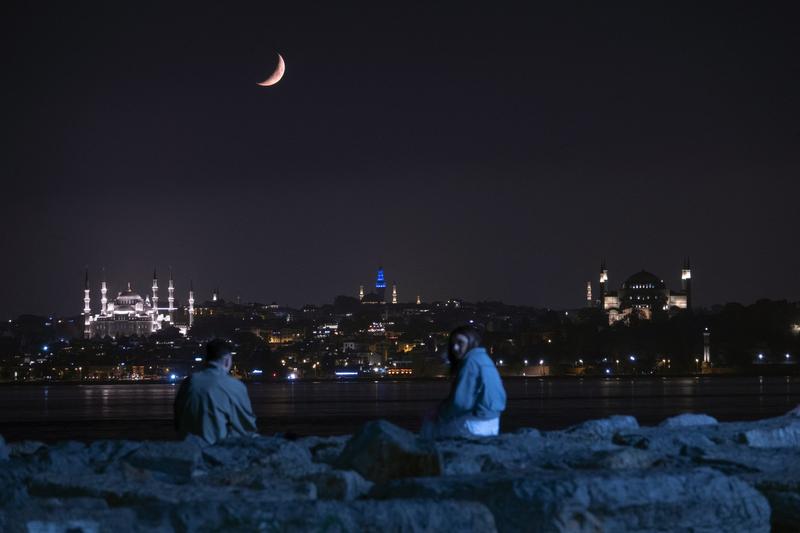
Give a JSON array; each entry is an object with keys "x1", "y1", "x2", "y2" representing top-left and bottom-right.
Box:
[
  {"x1": 430, "y1": 325, "x2": 507, "y2": 437},
  {"x1": 174, "y1": 339, "x2": 258, "y2": 444}
]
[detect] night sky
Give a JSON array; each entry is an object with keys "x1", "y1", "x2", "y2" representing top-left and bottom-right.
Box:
[{"x1": 3, "y1": 2, "x2": 799, "y2": 318}]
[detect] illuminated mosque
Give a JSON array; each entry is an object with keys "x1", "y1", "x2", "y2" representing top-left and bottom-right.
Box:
[
  {"x1": 82, "y1": 269, "x2": 195, "y2": 338},
  {"x1": 587, "y1": 259, "x2": 692, "y2": 324}
]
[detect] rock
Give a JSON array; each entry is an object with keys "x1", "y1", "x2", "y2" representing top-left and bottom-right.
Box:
[
  {"x1": 739, "y1": 421, "x2": 800, "y2": 448},
  {"x1": 1, "y1": 498, "x2": 154, "y2": 533},
  {"x1": 786, "y1": 405, "x2": 800, "y2": 417},
  {"x1": 170, "y1": 499, "x2": 497, "y2": 532},
  {"x1": 86, "y1": 440, "x2": 142, "y2": 466},
  {"x1": 30, "y1": 468, "x2": 316, "y2": 506},
  {"x1": 296, "y1": 435, "x2": 350, "y2": 464},
  {"x1": 123, "y1": 439, "x2": 204, "y2": 483},
  {"x1": 372, "y1": 468, "x2": 770, "y2": 533},
  {"x1": 612, "y1": 433, "x2": 650, "y2": 449},
  {"x1": 303, "y1": 469, "x2": 373, "y2": 500},
  {"x1": 659, "y1": 413, "x2": 718, "y2": 428},
  {"x1": 566, "y1": 415, "x2": 639, "y2": 439},
  {"x1": 334, "y1": 420, "x2": 442, "y2": 483},
  {"x1": 9, "y1": 440, "x2": 46, "y2": 458},
  {"x1": 570, "y1": 448, "x2": 656, "y2": 470},
  {"x1": 0, "y1": 435, "x2": 8, "y2": 462},
  {"x1": 437, "y1": 429, "x2": 544, "y2": 475}
]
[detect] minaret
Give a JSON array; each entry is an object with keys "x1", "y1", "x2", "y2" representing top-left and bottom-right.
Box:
[
  {"x1": 168, "y1": 268, "x2": 175, "y2": 320},
  {"x1": 703, "y1": 327, "x2": 710, "y2": 364},
  {"x1": 681, "y1": 257, "x2": 692, "y2": 309},
  {"x1": 392, "y1": 283, "x2": 398, "y2": 304},
  {"x1": 376, "y1": 266, "x2": 386, "y2": 303},
  {"x1": 585, "y1": 281, "x2": 592, "y2": 307},
  {"x1": 188, "y1": 280, "x2": 195, "y2": 329},
  {"x1": 100, "y1": 268, "x2": 108, "y2": 316},
  {"x1": 152, "y1": 268, "x2": 159, "y2": 314},
  {"x1": 416, "y1": 295, "x2": 421, "y2": 305},
  {"x1": 359, "y1": 285, "x2": 364, "y2": 301},
  {"x1": 212, "y1": 288, "x2": 218, "y2": 302},
  {"x1": 83, "y1": 269, "x2": 91, "y2": 339},
  {"x1": 598, "y1": 260, "x2": 608, "y2": 309}
]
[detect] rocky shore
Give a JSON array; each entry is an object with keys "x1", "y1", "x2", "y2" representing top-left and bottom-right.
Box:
[{"x1": 2, "y1": 409, "x2": 799, "y2": 532}]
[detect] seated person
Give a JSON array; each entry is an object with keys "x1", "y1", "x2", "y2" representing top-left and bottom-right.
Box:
[
  {"x1": 426, "y1": 325, "x2": 507, "y2": 438},
  {"x1": 174, "y1": 339, "x2": 257, "y2": 444}
]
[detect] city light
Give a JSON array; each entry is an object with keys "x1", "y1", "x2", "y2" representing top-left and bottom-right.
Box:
[
  {"x1": 629, "y1": 355, "x2": 636, "y2": 362},
  {"x1": 758, "y1": 353, "x2": 764, "y2": 360},
  {"x1": 194, "y1": 357, "x2": 203, "y2": 362},
  {"x1": 605, "y1": 369, "x2": 611, "y2": 374},
  {"x1": 539, "y1": 359, "x2": 544, "y2": 365},
  {"x1": 251, "y1": 369, "x2": 263, "y2": 375}
]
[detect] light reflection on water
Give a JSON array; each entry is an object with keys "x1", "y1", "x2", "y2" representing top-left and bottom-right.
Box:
[{"x1": 0, "y1": 376, "x2": 798, "y2": 441}]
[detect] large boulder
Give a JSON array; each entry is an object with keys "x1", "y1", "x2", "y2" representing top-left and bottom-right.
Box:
[
  {"x1": 566, "y1": 415, "x2": 639, "y2": 439},
  {"x1": 739, "y1": 421, "x2": 800, "y2": 448},
  {"x1": 659, "y1": 413, "x2": 718, "y2": 428},
  {"x1": 371, "y1": 468, "x2": 770, "y2": 533},
  {"x1": 334, "y1": 420, "x2": 442, "y2": 483},
  {"x1": 123, "y1": 439, "x2": 204, "y2": 483}
]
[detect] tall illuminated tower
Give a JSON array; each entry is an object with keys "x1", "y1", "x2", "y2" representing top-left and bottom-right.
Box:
[
  {"x1": 703, "y1": 327, "x2": 710, "y2": 364},
  {"x1": 83, "y1": 269, "x2": 91, "y2": 338},
  {"x1": 359, "y1": 285, "x2": 364, "y2": 301},
  {"x1": 375, "y1": 266, "x2": 386, "y2": 303},
  {"x1": 416, "y1": 295, "x2": 421, "y2": 305},
  {"x1": 152, "y1": 269, "x2": 159, "y2": 315},
  {"x1": 168, "y1": 268, "x2": 175, "y2": 320},
  {"x1": 100, "y1": 268, "x2": 108, "y2": 317},
  {"x1": 598, "y1": 260, "x2": 608, "y2": 309},
  {"x1": 681, "y1": 257, "x2": 692, "y2": 309},
  {"x1": 392, "y1": 283, "x2": 398, "y2": 304},
  {"x1": 188, "y1": 280, "x2": 195, "y2": 329},
  {"x1": 586, "y1": 281, "x2": 592, "y2": 307}
]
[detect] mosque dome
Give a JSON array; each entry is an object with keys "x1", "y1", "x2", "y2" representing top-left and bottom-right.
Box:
[{"x1": 622, "y1": 270, "x2": 666, "y2": 290}]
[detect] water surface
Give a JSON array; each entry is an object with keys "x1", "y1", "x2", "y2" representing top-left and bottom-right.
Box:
[{"x1": 0, "y1": 376, "x2": 797, "y2": 442}]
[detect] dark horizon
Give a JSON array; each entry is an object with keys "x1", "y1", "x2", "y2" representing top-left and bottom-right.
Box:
[{"x1": 3, "y1": 2, "x2": 799, "y2": 319}]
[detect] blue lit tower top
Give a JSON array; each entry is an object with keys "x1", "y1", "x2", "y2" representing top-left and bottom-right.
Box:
[
  {"x1": 376, "y1": 267, "x2": 386, "y2": 289},
  {"x1": 375, "y1": 266, "x2": 386, "y2": 302}
]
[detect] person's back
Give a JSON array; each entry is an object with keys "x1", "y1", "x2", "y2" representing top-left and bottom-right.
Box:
[{"x1": 174, "y1": 339, "x2": 257, "y2": 444}]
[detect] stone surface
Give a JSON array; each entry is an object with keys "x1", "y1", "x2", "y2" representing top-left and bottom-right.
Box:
[
  {"x1": 566, "y1": 415, "x2": 639, "y2": 439},
  {"x1": 372, "y1": 468, "x2": 771, "y2": 533},
  {"x1": 4, "y1": 413, "x2": 800, "y2": 531},
  {"x1": 659, "y1": 413, "x2": 718, "y2": 428},
  {"x1": 123, "y1": 439, "x2": 205, "y2": 483},
  {"x1": 335, "y1": 420, "x2": 442, "y2": 482},
  {"x1": 739, "y1": 421, "x2": 800, "y2": 448},
  {"x1": 303, "y1": 469, "x2": 373, "y2": 500}
]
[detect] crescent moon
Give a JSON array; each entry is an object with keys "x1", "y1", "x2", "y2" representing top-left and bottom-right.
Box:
[{"x1": 257, "y1": 54, "x2": 285, "y2": 87}]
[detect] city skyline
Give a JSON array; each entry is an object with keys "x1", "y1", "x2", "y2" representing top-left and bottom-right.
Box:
[{"x1": 3, "y1": 3, "x2": 799, "y2": 318}]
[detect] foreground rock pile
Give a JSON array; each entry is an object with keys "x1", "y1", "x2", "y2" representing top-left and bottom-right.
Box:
[{"x1": 2, "y1": 409, "x2": 799, "y2": 532}]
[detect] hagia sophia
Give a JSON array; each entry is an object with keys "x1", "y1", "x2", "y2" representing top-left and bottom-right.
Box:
[{"x1": 587, "y1": 259, "x2": 692, "y2": 324}]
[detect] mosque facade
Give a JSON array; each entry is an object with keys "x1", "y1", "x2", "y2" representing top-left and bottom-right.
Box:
[
  {"x1": 588, "y1": 259, "x2": 692, "y2": 324},
  {"x1": 82, "y1": 269, "x2": 195, "y2": 338}
]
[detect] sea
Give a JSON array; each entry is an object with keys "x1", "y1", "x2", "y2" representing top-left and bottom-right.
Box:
[{"x1": 1, "y1": 376, "x2": 798, "y2": 442}]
